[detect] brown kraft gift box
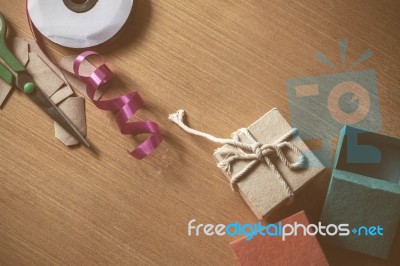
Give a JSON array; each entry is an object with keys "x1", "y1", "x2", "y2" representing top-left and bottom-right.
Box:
[{"x1": 214, "y1": 108, "x2": 325, "y2": 219}]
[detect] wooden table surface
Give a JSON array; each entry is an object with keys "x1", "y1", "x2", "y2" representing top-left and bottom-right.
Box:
[{"x1": 0, "y1": 0, "x2": 399, "y2": 265}]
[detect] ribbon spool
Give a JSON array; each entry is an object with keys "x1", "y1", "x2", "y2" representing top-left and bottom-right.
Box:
[
  {"x1": 27, "y1": 0, "x2": 134, "y2": 48},
  {"x1": 62, "y1": 0, "x2": 98, "y2": 13}
]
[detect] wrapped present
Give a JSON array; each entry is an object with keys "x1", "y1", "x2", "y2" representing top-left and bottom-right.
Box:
[
  {"x1": 230, "y1": 210, "x2": 329, "y2": 266},
  {"x1": 169, "y1": 108, "x2": 325, "y2": 219},
  {"x1": 320, "y1": 125, "x2": 400, "y2": 259}
]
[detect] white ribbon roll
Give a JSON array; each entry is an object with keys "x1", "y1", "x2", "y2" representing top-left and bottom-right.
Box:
[{"x1": 27, "y1": 0, "x2": 134, "y2": 49}]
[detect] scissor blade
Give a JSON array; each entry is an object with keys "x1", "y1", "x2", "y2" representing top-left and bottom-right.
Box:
[{"x1": 28, "y1": 83, "x2": 90, "y2": 148}]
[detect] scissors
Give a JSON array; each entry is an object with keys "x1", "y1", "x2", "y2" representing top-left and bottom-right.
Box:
[{"x1": 0, "y1": 13, "x2": 90, "y2": 147}]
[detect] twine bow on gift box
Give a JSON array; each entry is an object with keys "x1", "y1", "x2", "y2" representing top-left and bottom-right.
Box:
[{"x1": 169, "y1": 110, "x2": 306, "y2": 198}]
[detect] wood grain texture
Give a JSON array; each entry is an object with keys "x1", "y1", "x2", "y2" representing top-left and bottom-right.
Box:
[{"x1": 0, "y1": 0, "x2": 399, "y2": 265}]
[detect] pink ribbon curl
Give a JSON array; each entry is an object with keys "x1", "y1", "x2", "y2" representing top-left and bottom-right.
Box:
[{"x1": 73, "y1": 51, "x2": 162, "y2": 159}]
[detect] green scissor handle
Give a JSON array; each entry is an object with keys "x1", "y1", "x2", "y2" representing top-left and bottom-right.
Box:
[
  {"x1": 0, "y1": 13, "x2": 26, "y2": 75},
  {"x1": 0, "y1": 59, "x2": 13, "y2": 85}
]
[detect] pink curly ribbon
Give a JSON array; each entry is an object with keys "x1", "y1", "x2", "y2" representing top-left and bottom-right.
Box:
[{"x1": 73, "y1": 51, "x2": 162, "y2": 159}]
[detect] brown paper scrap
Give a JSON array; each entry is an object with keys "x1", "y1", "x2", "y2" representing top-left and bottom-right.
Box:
[
  {"x1": 54, "y1": 97, "x2": 86, "y2": 146},
  {"x1": 50, "y1": 85, "x2": 74, "y2": 105},
  {"x1": 59, "y1": 56, "x2": 105, "y2": 101},
  {"x1": 0, "y1": 79, "x2": 12, "y2": 107},
  {"x1": 12, "y1": 38, "x2": 29, "y2": 66},
  {"x1": 5, "y1": 37, "x2": 88, "y2": 146},
  {"x1": 24, "y1": 38, "x2": 69, "y2": 84},
  {"x1": 26, "y1": 53, "x2": 64, "y2": 97}
]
